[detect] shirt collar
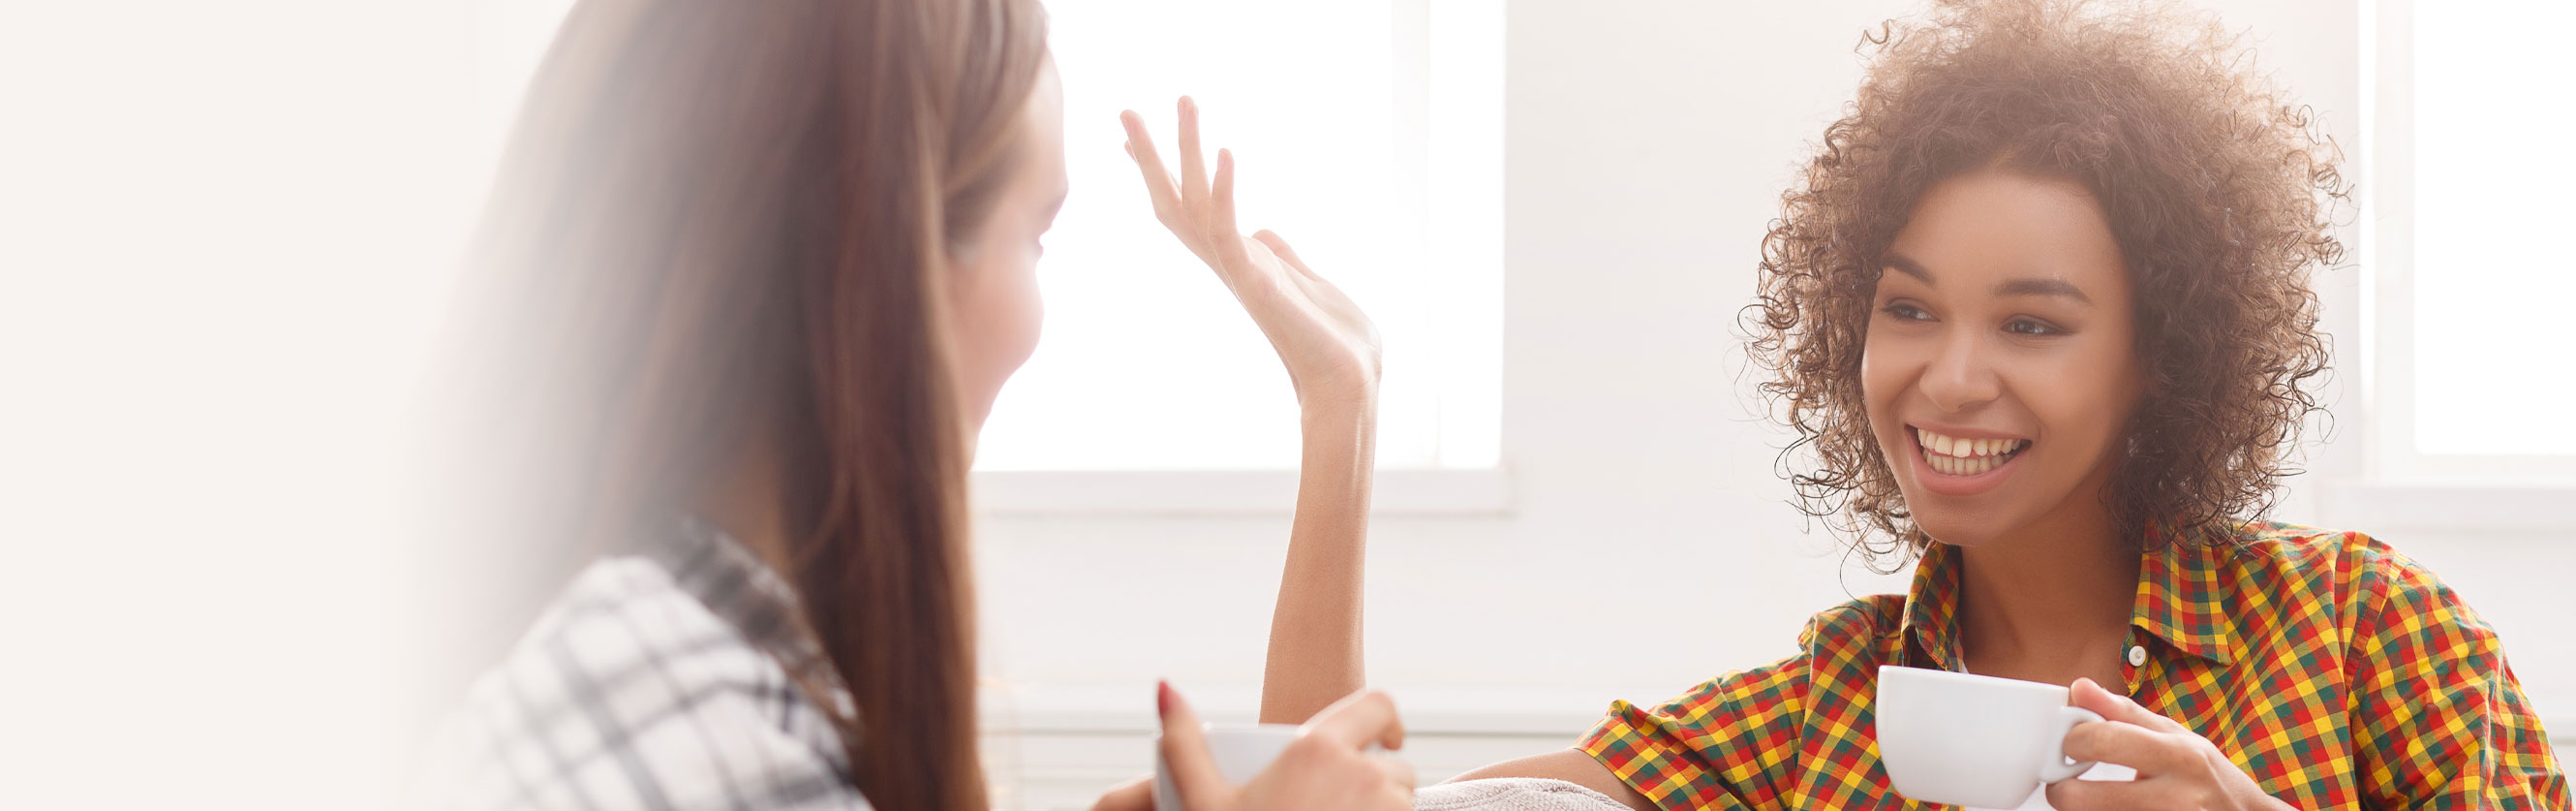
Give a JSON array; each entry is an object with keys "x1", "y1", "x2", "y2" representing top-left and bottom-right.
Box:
[
  {"x1": 1899, "y1": 540, "x2": 1966, "y2": 671},
  {"x1": 642, "y1": 516, "x2": 844, "y2": 696},
  {"x1": 2129, "y1": 521, "x2": 2241, "y2": 666},
  {"x1": 1900, "y1": 523, "x2": 2240, "y2": 671}
]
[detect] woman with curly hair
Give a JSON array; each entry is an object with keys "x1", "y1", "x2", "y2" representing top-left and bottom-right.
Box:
[{"x1": 1197, "y1": 0, "x2": 2570, "y2": 808}]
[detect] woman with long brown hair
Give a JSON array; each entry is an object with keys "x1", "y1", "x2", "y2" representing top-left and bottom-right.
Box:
[{"x1": 420, "y1": 0, "x2": 1411, "y2": 808}]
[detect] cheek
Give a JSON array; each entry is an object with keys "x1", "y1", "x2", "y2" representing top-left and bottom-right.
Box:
[
  {"x1": 2020, "y1": 335, "x2": 2142, "y2": 451},
  {"x1": 981, "y1": 252, "x2": 1044, "y2": 372},
  {"x1": 1857, "y1": 322, "x2": 1913, "y2": 418},
  {"x1": 951, "y1": 249, "x2": 1045, "y2": 413}
]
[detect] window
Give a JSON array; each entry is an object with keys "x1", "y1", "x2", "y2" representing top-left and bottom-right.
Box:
[
  {"x1": 458, "y1": 1, "x2": 1505, "y2": 513},
  {"x1": 972, "y1": 0, "x2": 1503, "y2": 472},
  {"x1": 2362, "y1": 0, "x2": 2576, "y2": 483}
]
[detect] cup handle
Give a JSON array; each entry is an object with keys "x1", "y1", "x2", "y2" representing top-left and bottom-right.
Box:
[{"x1": 2039, "y1": 706, "x2": 2103, "y2": 784}]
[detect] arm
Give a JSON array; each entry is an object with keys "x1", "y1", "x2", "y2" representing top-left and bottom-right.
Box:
[
  {"x1": 1117, "y1": 98, "x2": 1385, "y2": 724},
  {"x1": 2346, "y1": 541, "x2": 2571, "y2": 807},
  {"x1": 1260, "y1": 402, "x2": 1376, "y2": 723},
  {"x1": 1112, "y1": 100, "x2": 1642, "y2": 803}
]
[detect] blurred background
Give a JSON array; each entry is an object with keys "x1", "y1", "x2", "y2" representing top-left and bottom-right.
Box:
[{"x1": 1, "y1": 0, "x2": 2566, "y2": 808}]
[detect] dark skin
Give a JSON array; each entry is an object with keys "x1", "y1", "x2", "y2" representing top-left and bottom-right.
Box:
[
  {"x1": 1862, "y1": 168, "x2": 2146, "y2": 695},
  {"x1": 1860, "y1": 168, "x2": 2288, "y2": 809},
  {"x1": 1311, "y1": 169, "x2": 2293, "y2": 810}
]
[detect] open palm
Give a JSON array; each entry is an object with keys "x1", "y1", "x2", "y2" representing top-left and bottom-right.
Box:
[{"x1": 1119, "y1": 98, "x2": 1382, "y2": 406}]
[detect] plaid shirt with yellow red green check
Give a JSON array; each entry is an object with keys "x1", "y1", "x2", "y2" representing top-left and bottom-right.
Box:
[{"x1": 1581, "y1": 522, "x2": 2569, "y2": 809}]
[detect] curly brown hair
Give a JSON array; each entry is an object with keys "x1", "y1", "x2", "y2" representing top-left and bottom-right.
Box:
[{"x1": 1748, "y1": 0, "x2": 2346, "y2": 568}]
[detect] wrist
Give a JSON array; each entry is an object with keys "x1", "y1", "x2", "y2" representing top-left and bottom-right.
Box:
[
  {"x1": 1297, "y1": 369, "x2": 1377, "y2": 410},
  {"x1": 1298, "y1": 390, "x2": 1378, "y2": 430}
]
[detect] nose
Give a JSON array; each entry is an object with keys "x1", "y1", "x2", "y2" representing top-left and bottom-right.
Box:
[{"x1": 1918, "y1": 328, "x2": 2001, "y2": 414}]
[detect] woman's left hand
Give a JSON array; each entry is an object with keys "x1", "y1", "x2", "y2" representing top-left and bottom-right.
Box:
[
  {"x1": 1119, "y1": 98, "x2": 1382, "y2": 409},
  {"x1": 2045, "y1": 678, "x2": 2295, "y2": 811}
]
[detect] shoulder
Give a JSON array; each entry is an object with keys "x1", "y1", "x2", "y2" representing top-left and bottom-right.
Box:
[
  {"x1": 2222, "y1": 521, "x2": 2494, "y2": 644},
  {"x1": 1798, "y1": 593, "x2": 1905, "y2": 654},
  {"x1": 418, "y1": 557, "x2": 865, "y2": 810}
]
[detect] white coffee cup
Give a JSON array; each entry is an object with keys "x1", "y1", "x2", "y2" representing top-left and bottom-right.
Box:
[
  {"x1": 1875, "y1": 665, "x2": 2102, "y2": 809},
  {"x1": 1152, "y1": 723, "x2": 1300, "y2": 811}
]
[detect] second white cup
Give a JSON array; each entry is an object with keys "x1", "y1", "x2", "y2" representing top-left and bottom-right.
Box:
[{"x1": 1875, "y1": 665, "x2": 2102, "y2": 809}]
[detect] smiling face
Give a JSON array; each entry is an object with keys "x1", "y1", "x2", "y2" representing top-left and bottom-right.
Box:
[{"x1": 1861, "y1": 168, "x2": 2149, "y2": 547}]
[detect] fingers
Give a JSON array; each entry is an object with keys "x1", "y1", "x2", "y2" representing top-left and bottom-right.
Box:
[
  {"x1": 1178, "y1": 96, "x2": 1207, "y2": 208},
  {"x1": 1156, "y1": 681, "x2": 1230, "y2": 811},
  {"x1": 1303, "y1": 689, "x2": 1406, "y2": 752},
  {"x1": 1372, "y1": 754, "x2": 1419, "y2": 794},
  {"x1": 1119, "y1": 110, "x2": 1181, "y2": 224},
  {"x1": 2043, "y1": 774, "x2": 2166, "y2": 810},
  {"x1": 2070, "y1": 678, "x2": 2183, "y2": 733},
  {"x1": 1089, "y1": 776, "x2": 1152, "y2": 811},
  {"x1": 1211, "y1": 149, "x2": 1253, "y2": 268},
  {"x1": 2061, "y1": 717, "x2": 2198, "y2": 776}
]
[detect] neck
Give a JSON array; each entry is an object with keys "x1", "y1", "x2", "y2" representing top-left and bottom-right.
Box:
[
  {"x1": 1951, "y1": 485, "x2": 2138, "y2": 684},
  {"x1": 699, "y1": 424, "x2": 799, "y2": 577}
]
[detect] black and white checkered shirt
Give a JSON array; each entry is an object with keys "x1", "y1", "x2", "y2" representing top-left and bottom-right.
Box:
[{"x1": 422, "y1": 519, "x2": 872, "y2": 810}]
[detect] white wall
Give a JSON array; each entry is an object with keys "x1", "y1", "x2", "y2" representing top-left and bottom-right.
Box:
[{"x1": 972, "y1": 0, "x2": 2573, "y2": 800}]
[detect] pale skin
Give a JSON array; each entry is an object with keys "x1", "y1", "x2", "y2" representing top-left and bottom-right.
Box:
[
  {"x1": 1203, "y1": 157, "x2": 2293, "y2": 808},
  {"x1": 1088, "y1": 96, "x2": 1406, "y2": 811},
  {"x1": 706, "y1": 67, "x2": 1413, "y2": 811}
]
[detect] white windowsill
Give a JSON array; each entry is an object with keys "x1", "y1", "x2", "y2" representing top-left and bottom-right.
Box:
[{"x1": 970, "y1": 467, "x2": 1513, "y2": 516}]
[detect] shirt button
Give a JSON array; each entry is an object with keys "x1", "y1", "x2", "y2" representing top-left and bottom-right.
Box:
[{"x1": 2127, "y1": 645, "x2": 2148, "y2": 667}]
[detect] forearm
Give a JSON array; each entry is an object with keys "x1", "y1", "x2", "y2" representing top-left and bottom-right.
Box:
[{"x1": 1258, "y1": 400, "x2": 1376, "y2": 724}]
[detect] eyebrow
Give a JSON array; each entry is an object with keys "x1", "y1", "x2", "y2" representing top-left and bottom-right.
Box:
[
  {"x1": 1884, "y1": 254, "x2": 1933, "y2": 285},
  {"x1": 1881, "y1": 252, "x2": 2095, "y2": 306},
  {"x1": 1994, "y1": 277, "x2": 2093, "y2": 305}
]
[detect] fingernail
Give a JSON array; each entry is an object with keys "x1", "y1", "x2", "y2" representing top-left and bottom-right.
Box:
[{"x1": 1156, "y1": 679, "x2": 1174, "y2": 719}]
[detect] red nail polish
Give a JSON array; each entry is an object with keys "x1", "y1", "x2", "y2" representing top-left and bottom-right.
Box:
[{"x1": 1156, "y1": 679, "x2": 1173, "y2": 718}]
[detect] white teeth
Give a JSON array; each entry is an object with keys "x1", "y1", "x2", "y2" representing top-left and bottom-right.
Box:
[{"x1": 1917, "y1": 427, "x2": 2027, "y2": 473}]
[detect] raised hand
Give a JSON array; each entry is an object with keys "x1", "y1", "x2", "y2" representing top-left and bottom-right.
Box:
[
  {"x1": 1119, "y1": 97, "x2": 1382, "y2": 407},
  {"x1": 1120, "y1": 96, "x2": 1378, "y2": 730}
]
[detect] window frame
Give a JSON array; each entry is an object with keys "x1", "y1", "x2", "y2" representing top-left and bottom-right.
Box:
[
  {"x1": 2318, "y1": 0, "x2": 2576, "y2": 533},
  {"x1": 975, "y1": 0, "x2": 1506, "y2": 510}
]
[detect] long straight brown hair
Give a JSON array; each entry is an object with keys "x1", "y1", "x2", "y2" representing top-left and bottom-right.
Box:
[{"x1": 437, "y1": 1, "x2": 1048, "y2": 808}]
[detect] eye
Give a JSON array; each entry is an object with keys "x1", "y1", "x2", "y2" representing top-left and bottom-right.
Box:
[
  {"x1": 1880, "y1": 301, "x2": 1933, "y2": 322},
  {"x1": 2004, "y1": 318, "x2": 2065, "y2": 336}
]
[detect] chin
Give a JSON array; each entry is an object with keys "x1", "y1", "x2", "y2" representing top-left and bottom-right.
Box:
[
  {"x1": 1898, "y1": 489, "x2": 2044, "y2": 549},
  {"x1": 1909, "y1": 510, "x2": 2005, "y2": 549}
]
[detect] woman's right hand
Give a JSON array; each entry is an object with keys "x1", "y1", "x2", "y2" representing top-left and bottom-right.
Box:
[
  {"x1": 1119, "y1": 98, "x2": 1383, "y2": 410},
  {"x1": 1095, "y1": 683, "x2": 1416, "y2": 810}
]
